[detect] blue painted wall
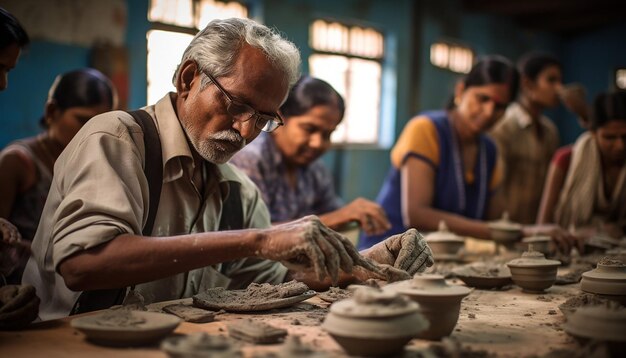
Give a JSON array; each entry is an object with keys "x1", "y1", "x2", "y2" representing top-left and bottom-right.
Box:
[
  {"x1": 1, "y1": 0, "x2": 623, "y2": 204},
  {"x1": 0, "y1": 42, "x2": 90, "y2": 146}
]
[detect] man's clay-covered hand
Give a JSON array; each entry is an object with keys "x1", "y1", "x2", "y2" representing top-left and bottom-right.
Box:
[
  {"x1": 0, "y1": 284, "x2": 40, "y2": 330},
  {"x1": 257, "y1": 215, "x2": 384, "y2": 285},
  {"x1": 361, "y1": 228, "x2": 434, "y2": 275}
]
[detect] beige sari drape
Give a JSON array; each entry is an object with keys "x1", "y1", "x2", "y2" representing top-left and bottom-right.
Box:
[{"x1": 554, "y1": 132, "x2": 626, "y2": 231}]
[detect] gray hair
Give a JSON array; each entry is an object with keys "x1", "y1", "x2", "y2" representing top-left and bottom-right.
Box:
[{"x1": 173, "y1": 18, "x2": 301, "y2": 93}]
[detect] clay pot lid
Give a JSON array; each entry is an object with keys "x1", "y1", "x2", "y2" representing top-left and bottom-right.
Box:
[
  {"x1": 564, "y1": 303, "x2": 626, "y2": 342},
  {"x1": 506, "y1": 250, "x2": 561, "y2": 268},
  {"x1": 329, "y1": 287, "x2": 419, "y2": 318},
  {"x1": 521, "y1": 235, "x2": 551, "y2": 244},
  {"x1": 488, "y1": 212, "x2": 523, "y2": 231},
  {"x1": 425, "y1": 221, "x2": 465, "y2": 243},
  {"x1": 392, "y1": 273, "x2": 471, "y2": 297},
  {"x1": 582, "y1": 257, "x2": 626, "y2": 282}
]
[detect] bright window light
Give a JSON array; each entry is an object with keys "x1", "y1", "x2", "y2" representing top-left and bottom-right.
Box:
[
  {"x1": 309, "y1": 20, "x2": 384, "y2": 144},
  {"x1": 430, "y1": 41, "x2": 473, "y2": 74},
  {"x1": 147, "y1": 0, "x2": 247, "y2": 105},
  {"x1": 616, "y1": 69, "x2": 626, "y2": 90},
  {"x1": 147, "y1": 30, "x2": 194, "y2": 104}
]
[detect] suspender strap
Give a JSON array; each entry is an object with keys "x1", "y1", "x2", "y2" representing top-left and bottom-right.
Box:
[
  {"x1": 219, "y1": 182, "x2": 243, "y2": 231},
  {"x1": 71, "y1": 110, "x2": 162, "y2": 315},
  {"x1": 130, "y1": 110, "x2": 163, "y2": 236}
]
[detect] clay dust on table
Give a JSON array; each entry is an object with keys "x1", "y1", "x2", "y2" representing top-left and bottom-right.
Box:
[
  {"x1": 559, "y1": 293, "x2": 617, "y2": 311},
  {"x1": 318, "y1": 287, "x2": 352, "y2": 303}
]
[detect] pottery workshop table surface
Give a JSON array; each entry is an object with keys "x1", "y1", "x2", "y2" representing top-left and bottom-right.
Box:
[{"x1": 0, "y1": 281, "x2": 584, "y2": 358}]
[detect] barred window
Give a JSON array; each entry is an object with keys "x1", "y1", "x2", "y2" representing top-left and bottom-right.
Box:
[
  {"x1": 430, "y1": 41, "x2": 473, "y2": 74},
  {"x1": 147, "y1": 0, "x2": 248, "y2": 104},
  {"x1": 309, "y1": 20, "x2": 384, "y2": 144}
]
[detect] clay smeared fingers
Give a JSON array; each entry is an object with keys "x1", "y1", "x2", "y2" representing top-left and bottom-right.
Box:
[
  {"x1": 0, "y1": 218, "x2": 21, "y2": 244},
  {"x1": 303, "y1": 243, "x2": 331, "y2": 283},
  {"x1": 378, "y1": 264, "x2": 411, "y2": 282},
  {"x1": 320, "y1": 229, "x2": 355, "y2": 274},
  {"x1": 0, "y1": 285, "x2": 19, "y2": 305},
  {"x1": 353, "y1": 256, "x2": 387, "y2": 280},
  {"x1": 0, "y1": 285, "x2": 36, "y2": 314},
  {"x1": 0, "y1": 295, "x2": 40, "y2": 329},
  {"x1": 313, "y1": 234, "x2": 341, "y2": 285},
  {"x1": 392, "y1": 234, "x2": 418, "y2": 271},
  {"x1": 405, "y1": 247, "x2": 435, "y2": 274}
]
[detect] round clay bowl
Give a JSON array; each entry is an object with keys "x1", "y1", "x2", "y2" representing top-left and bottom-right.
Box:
[
  {"x1": 564, "y1": 304, "x2": 626, "y2": 354},
  {"x1": 427, "y1": 241, "x2": 465, "y2": 260},
  {"x1": 488, "y1": 213, "x2": 522, "y2": 244},
  {"x1": 507, "y1": 251, "x2": 561, "y2": 293},
  {"x1": 322, "y1": 288, "x2": 428, "y2": 357},
  {"x1": 581, "y1": 262, "x2": 626, "y2": 296},
  {"x1": 386, "y1": 274, "x2": 471, "y2": 340},
  {"x1": 425, "y1": 221, "x2": 466, "y2": 259},
  {"x1": 452, "y1": 264, "x2": 512, "y2": 289}
]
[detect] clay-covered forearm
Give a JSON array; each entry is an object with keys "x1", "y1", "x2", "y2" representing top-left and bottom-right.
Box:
[
  {"x1": 58, "y1": 230, "x2": 263, "y2": 291},
  {"x1": 316, "y1": 210, "x2": 349, "y2": 231}
]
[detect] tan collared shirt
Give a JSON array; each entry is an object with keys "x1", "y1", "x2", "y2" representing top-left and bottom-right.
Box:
[
  {"x1": 489, "y1": 102, "x2": 559, "y2": 224},
  {"x1": 23, "y1": 93, "x2": 287, "y2": 321}
]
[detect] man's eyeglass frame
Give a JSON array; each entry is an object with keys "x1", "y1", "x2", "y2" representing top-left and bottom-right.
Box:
[{"x1": 204, "y1": 71, "x2": 284, "y2": 133}]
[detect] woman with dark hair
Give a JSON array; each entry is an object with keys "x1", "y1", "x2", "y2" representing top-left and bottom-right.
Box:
[
  {"x1": 537, "y1": 91, "x2": 626, "y2": 239},
  {"x1": 0, "y1": 68, "x2": 117, "y2": 284},
  {"x1": 490, "y1": 52, "x2": 589, "y2": 225},
  {"x1": 359, "y1": 56, "x2": 578, "y2": 251},
  {"x1": 231, "y1": 76, "x2": 391, "y2": 235},
  {"x1": 0, "y1": 6, "x2": 29, "y2": 91}
]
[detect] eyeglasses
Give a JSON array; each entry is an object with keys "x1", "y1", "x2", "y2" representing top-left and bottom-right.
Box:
[{"x1": 204, "y1": 72, "x2": 284, "y2": 133}]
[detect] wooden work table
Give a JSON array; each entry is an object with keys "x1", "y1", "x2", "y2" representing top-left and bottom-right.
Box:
[{"x1": 0, "y1": 278, "x2": 584, "y2": 358}]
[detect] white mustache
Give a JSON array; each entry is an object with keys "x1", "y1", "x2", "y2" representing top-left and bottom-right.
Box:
[{"x1": 210, "y1": 130, "x2": 245, "y2": 147}]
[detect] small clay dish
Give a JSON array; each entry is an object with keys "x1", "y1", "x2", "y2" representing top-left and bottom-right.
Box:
[
  {"x1": 488, "y1": 212, "x2": 523, "y2": 244},
  {"x1": 322, "y1": 287, "x2": 428, "y2": 356},
  {"x1": 386, "y1": 274, "x2": 471, "y2": 340},
  {"x1": 506, "y1": 250, "x2": 561, "y2": 293},
  {"x1": 580, "y1": 258, "x2": 626, "y2": 297},
  {"x1": 521, "y1": 236, "x2": 552, "y2": 255},
  {"x1": 161, "y1": 332, "x2": 240, "y2": 358},
  {"x1": 563, "y1": 303, "x2": 626, "y2": 354},
  {"x1": 72, "y1": 310, "x2": 181, "y2": 347},
  {"x1": 425, "y1": 221, "x2": 465, "y2": 261},
  {"x1": 452, "y1": 264, "x2": 512, "y2": 289}
]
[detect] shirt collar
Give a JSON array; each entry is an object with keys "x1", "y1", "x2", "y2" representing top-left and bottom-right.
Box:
[
  {"x1": 506, "y1": 102, "x2": 534, "y2": 129},
  {"x1": 152, "y1": 93, "x2": 244, "y2": 199}
]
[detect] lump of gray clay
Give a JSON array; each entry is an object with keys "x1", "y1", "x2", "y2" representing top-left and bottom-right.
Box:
[
  {"x1": 162, "y1": 303, "x2": 220, "y2": 323},
  {"x1": 227, "y1": 319, "x2": 287, "y2": 344}
]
